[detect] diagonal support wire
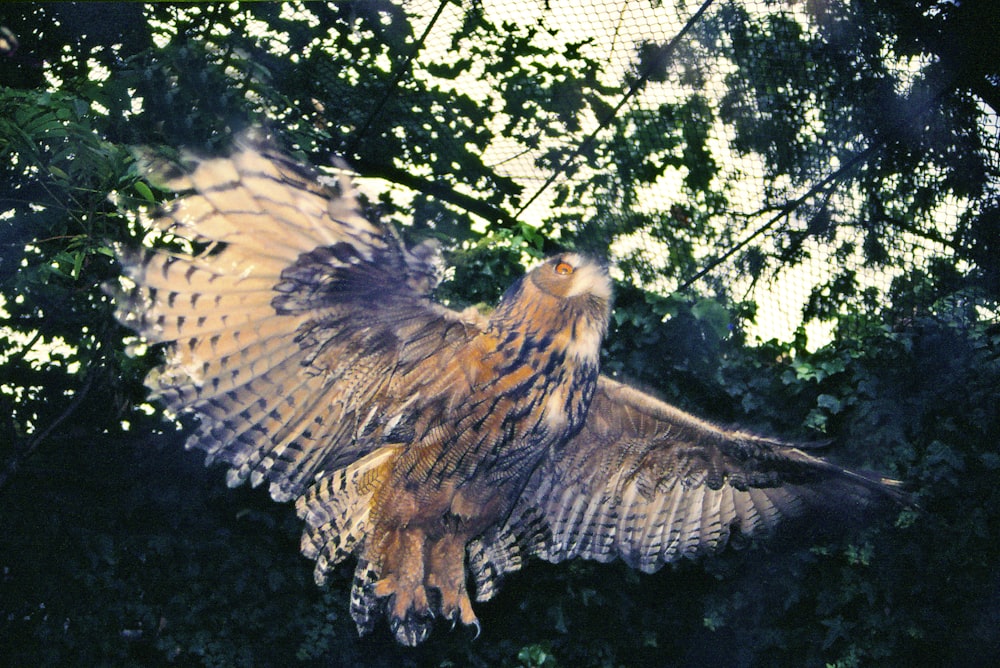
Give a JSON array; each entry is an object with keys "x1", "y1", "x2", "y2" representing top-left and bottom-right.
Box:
[
  {"x1": 514, "y1": 0, "x2": 716, "y2": 220},
  {"x1": 678, "y1": 83, "x2": 958, "y2": 292},
  {"x1": 678, "y1": 144, "x2": 878, "y2": 292}
]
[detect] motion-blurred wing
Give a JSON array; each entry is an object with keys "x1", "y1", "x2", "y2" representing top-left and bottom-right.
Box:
[
  {"x1": 469, "y1": 376, "x2": 903, "y2": 599},
  {"x1": 108, "y1": 140, "x2": 477, "y2": 503}
]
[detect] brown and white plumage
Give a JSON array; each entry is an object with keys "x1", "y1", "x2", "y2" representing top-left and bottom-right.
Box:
[{"x1": 108, "y1": 138, "x2": 903, "y2": 646}]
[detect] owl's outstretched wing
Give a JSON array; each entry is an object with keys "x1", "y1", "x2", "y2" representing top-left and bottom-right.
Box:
[
  {"x1": 109, "y1": 141, "x2": 477, "y2": 503},
  {"x1": 469, "y1": 376, "x2": 904, "y2": 600}
]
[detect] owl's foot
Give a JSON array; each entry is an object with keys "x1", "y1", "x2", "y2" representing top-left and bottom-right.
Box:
[
  {"x1": 365, "y1": 527, "x2": 479, "y2": 645},
  {"x1": 427, "y1": 532, "x2": 479, "y2": 633},
  {"x1": 370, "y1": 528, "x2": 433, "y2": 646}
]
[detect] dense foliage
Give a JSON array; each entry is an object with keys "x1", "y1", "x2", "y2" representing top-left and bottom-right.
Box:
[{"x1": 2, "y1": 2, "x2": 998, "y2": 666}]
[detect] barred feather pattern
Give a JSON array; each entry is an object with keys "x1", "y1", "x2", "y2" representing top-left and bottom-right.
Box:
[
  {"x1": 467, "y1": 506, "x2": 550, "y2": 603},
  {"x1": 110, "y1": 142, "x2": 474, "y2": 504},
  {"x1": 109, "y1": 138, "x2": 905, "y2": 648},
  {"x1": 349, "y1": 556, "x2": 382, "y2": 637},
  {"x1": 469, "y1": 377, "x2": 905, "y2": 595},
  {"x1": 296, "y1": 446, "x2": 400, "y2": 584}
]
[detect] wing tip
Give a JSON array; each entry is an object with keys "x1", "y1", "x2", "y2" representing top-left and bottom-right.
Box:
[{"x1": 838, "y1": 466, "x2": 915, "y2": 507}]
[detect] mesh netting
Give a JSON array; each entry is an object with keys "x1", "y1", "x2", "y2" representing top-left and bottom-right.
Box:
[{"x1": 299, "y1": 0, "x2": 996, "y2": 345}]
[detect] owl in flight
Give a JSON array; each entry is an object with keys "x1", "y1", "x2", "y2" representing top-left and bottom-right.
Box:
[{"x1": 109, "y1": 138, "x2": 903, "y2": 646}]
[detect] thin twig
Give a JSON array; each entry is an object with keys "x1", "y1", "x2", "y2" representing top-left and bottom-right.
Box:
[
  {"x1": 344, "y1": 0, "x2": 451, "y2": 159},
  {"x1": 0, "y1": 369, "x2": 95, "y2": 493}
]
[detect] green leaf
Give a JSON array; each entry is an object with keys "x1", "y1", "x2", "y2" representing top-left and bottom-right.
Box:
[
  {"x1": 691, "y1": 298, "x2": 731, "y2": 338},
  {"x1": 134, "y1": 180, "x2": 156, "y2": 203},
  {"x1": 816, "y1": 393, "x2": 843, "y2": 414}
]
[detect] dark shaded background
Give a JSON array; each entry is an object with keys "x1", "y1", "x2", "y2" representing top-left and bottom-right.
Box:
[{"x1": 2, "y1": 2, "x2": 998, "y2": 665}]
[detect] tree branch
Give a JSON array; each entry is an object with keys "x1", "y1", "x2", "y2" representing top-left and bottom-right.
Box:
[{"x1": 350, "y1": 158, "x2": 521, "y2": 229}]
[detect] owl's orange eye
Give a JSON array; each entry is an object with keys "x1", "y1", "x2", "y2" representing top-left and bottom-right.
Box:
[{"x1": 554, "y1": 261, "x2": 574, "y2": 275}]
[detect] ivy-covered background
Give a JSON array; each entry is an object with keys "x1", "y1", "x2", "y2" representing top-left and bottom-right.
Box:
[{"x1": 1, "y1": 2, "x2": 998, "y2": 666}]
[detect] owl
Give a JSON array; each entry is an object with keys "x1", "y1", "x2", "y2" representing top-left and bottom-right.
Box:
[{"x1": 108, "y1": 137, "x2": 904, "y2": 646}]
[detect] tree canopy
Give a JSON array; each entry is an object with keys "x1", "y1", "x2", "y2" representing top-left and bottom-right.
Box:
[{"x1": 1, "y1": 2, "x2": 998, "y2": 666}]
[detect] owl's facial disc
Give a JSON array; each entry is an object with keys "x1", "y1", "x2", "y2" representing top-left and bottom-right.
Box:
[{"x1": 532, "y1": 253, "x2": 612, "y2": 302}]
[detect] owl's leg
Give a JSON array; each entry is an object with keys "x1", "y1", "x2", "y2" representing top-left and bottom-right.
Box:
[{"x1": 426, "y1": 531, "x2": 479, "y2": 632}]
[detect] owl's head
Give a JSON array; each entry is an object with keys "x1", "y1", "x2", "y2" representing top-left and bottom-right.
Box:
[
  {"x1": 489, "y1": 253, "x2": 612, "y2": 344},
  {"x1": 528, "y1": 253, "x2": 613, "y2": 303}
]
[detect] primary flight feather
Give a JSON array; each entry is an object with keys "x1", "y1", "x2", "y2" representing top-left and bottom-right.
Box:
[{"x1": 109, "y1": 138, "x2": 903, "y2": 646}]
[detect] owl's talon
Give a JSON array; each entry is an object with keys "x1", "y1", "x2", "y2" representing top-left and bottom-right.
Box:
[
  {"x1": 374, "y1": 577, "x2": 430, "y2": 625},
  {"x1": 389, "y1": 610, "x2": 433, "y2": 647}
]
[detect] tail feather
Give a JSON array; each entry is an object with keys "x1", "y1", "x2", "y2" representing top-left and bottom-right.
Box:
[
  {"x1": 349, "y1": 556, "x2": 383, "y2": 637},
  {"x1": 297, "y1": 446, "x2": 399, "y2": 584},
  {"x1": 467, "y1": 506, "x2": 551, "y2": 603}
]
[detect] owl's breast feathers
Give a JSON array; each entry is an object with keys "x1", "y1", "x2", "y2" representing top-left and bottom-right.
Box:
[
  {"x1": 353, "y1": 254, "x2": 611, "y2": 644},
  {"x1": 109, "y1": 139, "x2": 907, "y2": 648}
]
